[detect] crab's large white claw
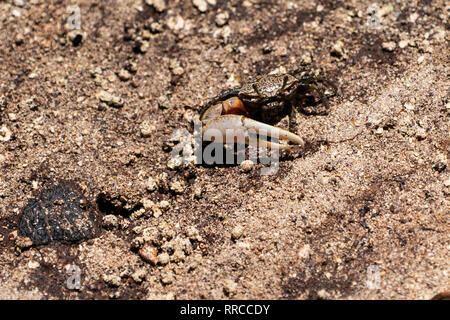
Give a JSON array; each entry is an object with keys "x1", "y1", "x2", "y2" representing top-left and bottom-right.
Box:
[{"x1": 202, "y1": 115, "x2": 304, "y2": 150}]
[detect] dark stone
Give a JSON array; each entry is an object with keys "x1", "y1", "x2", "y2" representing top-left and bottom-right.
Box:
[{"x1": 18, "y1": 182, "x2": 99, "y2": 246}]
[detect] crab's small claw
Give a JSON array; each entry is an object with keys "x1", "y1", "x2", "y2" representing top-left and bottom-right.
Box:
[
  {"x1": 200, "y1": 97, "x2": 249, "y2": 121},
  {"x1": 202, "y1": 114, "x2": 304, "y2": 150}
]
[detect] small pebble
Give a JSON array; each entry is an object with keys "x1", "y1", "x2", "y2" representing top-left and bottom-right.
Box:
[
  {"x1": 330, "y1": 40, "x2": 346, "y2": 58},
  {"x1": 379, "y1": 3, "x2": 394, "y2": 16},
  {"x1": 12, "y1": 9, "x2": 21, "y2": 18},
  {"x1": 404, "y1": 103, "x2": 415, "y2": 111},
  {"x1": 130, "y1": 208, "x2": 146, "y2": 221},
  {"x1": 415, "y1": 127, "x2": 427, "y2": 140},
  {"x1": 301, "y1": 52, "x2": 312, "y2": 64},
  {"x1": 151, "y1": 205, "x2": 163, "y2": 218},
  {"x1": 170, "y1": 249, "x2": 186, "y2": 263},
  {"x1": 298, "y1": 244, "x2": 311, "y2": 259},
  {"x1": 97, "y1": 90, "x2": 124, "y2": 108},
  {"x1": 15, "y1": 33, "x2": 24, "y2": 45},
  {"x1": 215, "y1": 12, "x2": 229, "y2": 27},
  {"x1": 169, "y1": 59, "x2": 184, "y2": 76},
  {"x1": 28, "y1": 260, "x2": 40, "y2": 269},
  {"x1": 223, "y1": 279, "x2": 238, "y2": 296},
  {"x1": 142, "y1": 29, "x2": 152, "y2": 41},
  {"x1": 398, "y1": 40, "x2": 409, "y2": 49},
  {"x1": 166, "y1": 15, "x2": 185, "y2": 32},
  {"x1": 443, "y1": 179, "x2": 450, "y2": 187},
  {"x1": 157, "y1": 95, "x2": 171, "y2": 109},
  {"x1": 103, "y1": 274, "x2": 121, "y2": 287},
  {"x1": 158, "y1": 172, "x2": 169, "y2": 190},
  {"x1": 150, "y1": 22, "x2": 163, "y2": 33},
  {"x1": 239, "y1": 160, "x2": 254, "y2": 172},
  {"x1": 158, "y1": 222, "x2": 175, "y2": 241},
  {"x1": 382, "y1": 41, "x2": 396, "y2": 52},
  {"x1": 160, "y1": 239, "x2": 175, "y2": 253},
  {"x1": 139, "y1": 244, "x2": 158, "y2": 265},
  {"x1": 0, "y1": 95, "x2": 6, "y2": 108},
  {"x1": 9, "y1": 231, "x2": 18, "y2": 241},
  {"x1": 158, "y1": 200, "x2": 171, "y2": 212},
  {"x1": 220, "y1": 26, "x2": 232, "y2": 39},
  {"x1": 14, "y1": 0, "x2": 25, "y2": 7},
  {"x1": 119, "y1": 267, "x2": 132, "y2": 279},
  {"x1": 179, "y1": 237, "x2": 193, "y2": 255},
  {"x1": 131, "y1": 236, "x2": 145, "y2": 250},
  {"x1": 185, "y1": 226, "x2": 201, "y2": 241},
  {"x1": 140, "y1": 122, "x2": 154, "y2": 138},
  {"x1": 409, "y1": 12, "x2": 419, "y2": 23},
  {"x1": 167, "y1": 157, "x2": 183, "y2": 170},
  {"x1": 102, "y1": 215, "x2": 119, "y2": 230},
  {"x1": 375, "y1": 127, "x2": 384, "y2": 136},
  {"x1": 157, "y1": 252, "x2": 170, "y2": 265},
  {"x1": 231, "y1": 225, "x2": 244, "y2": 240},
  {"x1": 109, "y1": 290, "x2": 121, "y2": 299},
  {"x1": 432, "y1": 154, "x2": 447, "y2": 172},
  {"x1": 142, "y1": 227, "x2": 159, "y2": 244},
  {"x1": 0, "y1": 126, "x2": 12, "y2": 142},
  {"x1": 8, "y1": 113, "x2": 17, "y2": 121},
  {"x1": 15, "y1": 236, "x2": 33, "y2": 250},
  {"x1": 145, "y1": 0, "x2": 166, "y2": 12},
  {"x1": 317, "y1": 289, "x2": 330, "y2": 299},
  {"x1": 417, "y1": 56, "x2": 425, "y2": 64},
  {"x1": 135, "y1": 40, "x2": 149, "y2": 53},
  {"x1": 193, "y1": 0, "x2": 207, "y2": 12},
  {"x1": 118, "y1": 69, "x2": 131, "y2": 81},
  {"x1": 169, "y1": 180, "x2": 185, "y2": 194},
  {"x1": 126, "y1": 61, "x2": 138, "y2": 74},
  {"x1": 193, "y1": 186, "x2": 202, "y2": 199},
  {"x1": 142, "y1": 198, "x2": 154, "y2": 210},
  {"x1": 160, "y1": 271, "x2": 174, "y2": 284},
  {"x1": 366, "y1": 113, "x2": 384, "y2": 127},
  {"x1": 146, "y1": 177, "x2": 157, "y2": 192},
  {"x1": 131, "y1": 269, "x2": 147, "y2": 283}
]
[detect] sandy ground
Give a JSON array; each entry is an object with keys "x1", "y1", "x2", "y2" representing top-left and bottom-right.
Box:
[{"x1": 0, "y1": 0, "x2": 448, "y2": 299}]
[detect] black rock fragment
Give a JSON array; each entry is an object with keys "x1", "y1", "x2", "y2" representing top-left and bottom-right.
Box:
[{"x1": 18, "y1": 182, "x2": 100, "y2": 246}]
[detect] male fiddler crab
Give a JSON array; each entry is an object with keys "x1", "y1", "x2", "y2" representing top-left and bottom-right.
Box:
[{"x1": 199, "y1": 66, "x2": 338, "y2": 150}]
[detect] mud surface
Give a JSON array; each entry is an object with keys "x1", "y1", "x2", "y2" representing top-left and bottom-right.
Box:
[{"x1": 0, "y1": 0, "x2": 448, "y2": 299}]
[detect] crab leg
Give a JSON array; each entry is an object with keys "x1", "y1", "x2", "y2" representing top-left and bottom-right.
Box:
[{"x1": 202, "y1": 114, "x2": 304, "y2": 149}]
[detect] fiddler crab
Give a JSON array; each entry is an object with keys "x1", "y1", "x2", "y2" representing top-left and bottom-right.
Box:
[{"x1": 200, "y1": 66, "x2": 338, "y2": 150}]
